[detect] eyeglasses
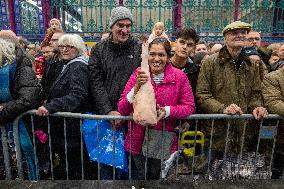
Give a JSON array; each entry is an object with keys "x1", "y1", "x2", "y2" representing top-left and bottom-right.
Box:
[
  {"x1": 58, "y1": 45, "x2": 74, "y2": 51},
  {"x1": 247, "y1": 37, "x2": 261, "y2": 42}
]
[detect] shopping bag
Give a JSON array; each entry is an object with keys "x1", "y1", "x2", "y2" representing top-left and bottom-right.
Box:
[{"x1": 82, "y1": 115, "x2": 128, "y2": 172}]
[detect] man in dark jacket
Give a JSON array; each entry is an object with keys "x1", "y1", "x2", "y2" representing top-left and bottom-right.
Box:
[
  {"x1": 41, "y1": 32, "x2": 64, "y2": 100},
  {"x1": 247, "y1": 30, "x2": 271, "y2": 72},
  {"x1": 88, "y1": 6, "x2": 141, "y2": 179},
  {"x1": 171, "y1": 28, "x2": 199, "y2": 97}
]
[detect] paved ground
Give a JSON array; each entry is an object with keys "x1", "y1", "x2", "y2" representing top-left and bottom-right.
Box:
[{"x1": 1, "y1": 180, "x2": 284, "y2": 189}]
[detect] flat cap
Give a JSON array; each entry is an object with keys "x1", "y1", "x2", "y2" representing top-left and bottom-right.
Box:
[{"x1": 222, "y1": 21, "x2": 251, "y2": 36}]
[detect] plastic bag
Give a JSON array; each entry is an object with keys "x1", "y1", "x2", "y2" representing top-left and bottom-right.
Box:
[
  {"x1": 133, "y1": 44, "x2": 158, "y2": 126},
  {"x1": 82, "y1": 115, "x2": 128, "y2": 172}
]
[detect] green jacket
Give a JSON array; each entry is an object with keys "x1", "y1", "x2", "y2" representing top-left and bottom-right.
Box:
[
  {"x1": 262, "y1": 68, "x2": 284, "y2": 155},
  {"x1": 196, "y1": 46, "x2": 263, "y2": 114},
  {"x1": 262, "y1": 69, "x2": 284, "y2": 116},
  {"x1": 196, "y1": 46, "x2": 264, "y2": 152}
]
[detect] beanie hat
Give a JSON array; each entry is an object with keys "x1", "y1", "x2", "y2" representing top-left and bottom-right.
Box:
[
  {"x1": 109, "y1": 6, "x2": 133, "y2": 29},
  {"x1": 271, "y1": 60, "x2": 284, "y2": 71}
]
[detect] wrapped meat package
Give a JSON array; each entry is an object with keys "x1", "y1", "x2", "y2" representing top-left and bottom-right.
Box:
[{"x1": 133, "y1": 44, "x2": 158, "y2": 126}]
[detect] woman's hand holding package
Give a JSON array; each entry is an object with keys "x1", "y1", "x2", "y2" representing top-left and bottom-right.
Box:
[
  {"x1": 157, "y1": 104, "x2": 166, "y2": 122},
  {"x1": 134, "y1": 70, "x2": 148, "y2": 95}
]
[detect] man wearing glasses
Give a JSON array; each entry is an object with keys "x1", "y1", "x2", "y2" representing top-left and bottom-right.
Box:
[{"x1": 247, "y1": 31, "x2": 271, "y2": 72}]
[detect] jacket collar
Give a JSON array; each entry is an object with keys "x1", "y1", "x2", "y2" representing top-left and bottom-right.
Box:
[
  {"x1": 218, "y1": 46, "x2": 251, "y2": 66},
  {"x1": 218, "y1": 46, "x2": 233, "y2": 64},
  {"x1": 160, "y1": 63, "x2": 176, "y2": 84},
  {"x1": 108, "y1": 35, "x2": 135, "y2": 51}
]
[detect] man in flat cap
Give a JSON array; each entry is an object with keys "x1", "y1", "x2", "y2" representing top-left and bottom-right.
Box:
[
  {"x1": 196, "y1": 21, "x2": 267, "y2": 156},
  {"x1": 88, "y1": 6, "x2": 141, "y2": 179}
]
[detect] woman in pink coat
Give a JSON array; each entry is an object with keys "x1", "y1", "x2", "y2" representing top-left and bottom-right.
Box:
[{"x1": 118, "y1": 38, "x2": 195, "y2": 179}]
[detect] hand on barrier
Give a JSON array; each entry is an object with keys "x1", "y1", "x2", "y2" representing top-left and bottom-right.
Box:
[
  {"x1": 181, "y1": 121, "x2": 190, "y2": 133},
  {"x1": 253, "y1": 107, "x2": 268, "y2": 120},
  {"x1": 36, "y1": 106, "x2": 49, "y2": 116},
  {"x1": 107, "y1": 110, "x2": 123, "y2": 127},
  {"x1": 223, "y1": 104, "x2": 243, "y2": 115}
]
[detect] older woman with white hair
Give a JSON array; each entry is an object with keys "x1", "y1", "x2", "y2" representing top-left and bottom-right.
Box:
[
  {"x1": 36, "y1": 34, "x2": 91, "y2": 179},
  {"x1": 37, "y1": 34, "x2": 88, "y2": 115}
]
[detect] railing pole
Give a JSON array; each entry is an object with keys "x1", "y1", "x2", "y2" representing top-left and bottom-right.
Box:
[
  {"x1": 1, "y1": 126, "x2": 11, "y2": 180},
  {"x1": 13, "y1": 117, "x2": 24, "y2": 179}
]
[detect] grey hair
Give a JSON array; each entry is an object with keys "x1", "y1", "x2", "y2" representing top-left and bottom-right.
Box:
[
  {"x1": 0, "y1": 38, "x2": 16, "y2": 67},
  {"x1": 57, "y1": 34, "x2": 86, "y2": 55}
]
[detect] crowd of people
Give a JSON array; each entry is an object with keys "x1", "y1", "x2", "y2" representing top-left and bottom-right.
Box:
[{"x1": 1, "y1": 6, "x2": 284, "y2": 180}]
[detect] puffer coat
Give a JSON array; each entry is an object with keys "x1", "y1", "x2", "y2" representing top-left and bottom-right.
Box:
[
  {"x1": 118, "y1": 63, "x2": 196, "y2": 154},
  {"x1": 0, "y1": 47, "x2": 41, "y2": 125}
]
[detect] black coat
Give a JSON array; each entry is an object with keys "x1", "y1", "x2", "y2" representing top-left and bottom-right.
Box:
[
  {"x1": 41, "y1": 54, "x2": 64, "y2": 100},
  {"x1": 0, "y1": 47, "x2": 42, "y2": 125},
  {"x1": 88, "y1": 36, "x2": 142, "y2": 114},
  {"x1": 45, "y1": 56, "x2": 89, "y2": 114}
]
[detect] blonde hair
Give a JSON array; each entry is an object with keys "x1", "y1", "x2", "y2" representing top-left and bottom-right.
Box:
[
  {"x1": 58, "y1": 34, "x2": 86, "y2": 55},
  {"x1": 0, "y1": 38, "x2": 16, "y2": 67},
  {"x1": 49, "y1": 18, "x2": 62, "y2": 30},
  {"x1": 152, "y1": 22, "x2": 166, "y2": 36}
]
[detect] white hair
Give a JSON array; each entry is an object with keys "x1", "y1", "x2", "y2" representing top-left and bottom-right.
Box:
[
  {"x1": 0, "y1": 38, "x2": 16, "y2": 67},
  {"x1": 57, "y1": 34, "x2": 86, "y2": 55}
]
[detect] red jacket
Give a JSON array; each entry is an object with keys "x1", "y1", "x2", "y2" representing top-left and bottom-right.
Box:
[{"x1": 118, "y1": 63, "x2": 196, "y2": 154}]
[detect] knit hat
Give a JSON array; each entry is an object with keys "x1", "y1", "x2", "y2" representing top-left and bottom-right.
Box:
[
  {"x1": 109, "y1": 6, "x2": 133, "y2": 29},
  {"x1": 271, "y1": 60, "x2": 284, "y2": 71},
  {"x1": 222, "y1": 21, "x2": 251, "y2": 36}
]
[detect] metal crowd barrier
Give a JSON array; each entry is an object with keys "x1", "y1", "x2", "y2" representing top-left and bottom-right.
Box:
[{"x1": 0, "y1": 110, "x2": 283, "y2": 181}]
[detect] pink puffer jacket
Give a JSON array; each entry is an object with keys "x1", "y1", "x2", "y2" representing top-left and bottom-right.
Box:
[{"x1": 118, "y1": 63, "x2": 196, "y2": 154}]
